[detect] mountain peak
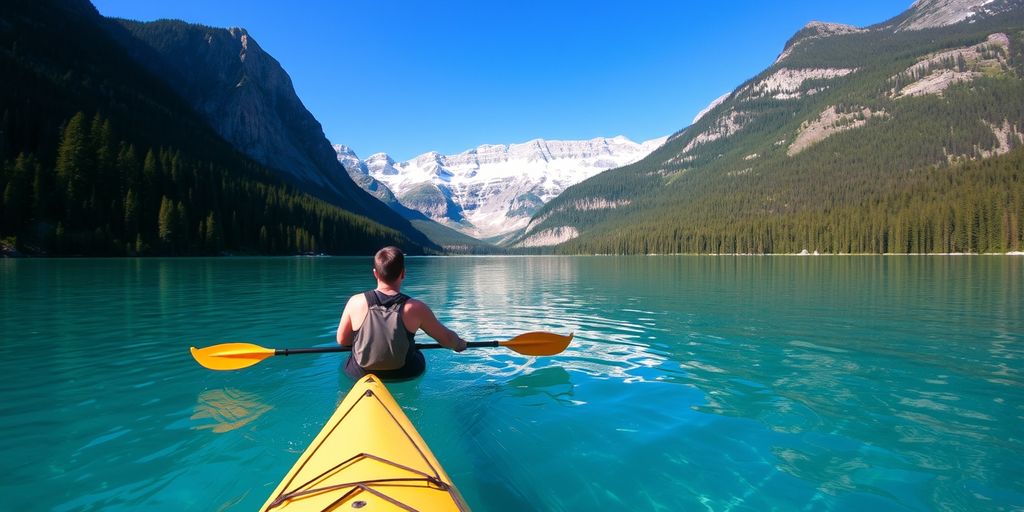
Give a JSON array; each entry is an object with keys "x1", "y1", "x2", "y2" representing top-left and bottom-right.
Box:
[
  {"x1": 775, "y1": 0, "x2": 1018, "y2": 63},
  {"x1": 334, "y1": 135, "x2": 666, "y2": 239},
  {"x1": 777, "y1": 20, "x2": 867, "y2": 63},
  {"x1": 897, "y1": 0, "x2": 1001, "y2": 31},
  {"x1": 366, "y1": 152, "x2": 396, "y2": 165},
  {"x1": 333, "y1": 144, "x2": 358, "y2": 158},
  {"x1": 363, "y1": 152, "x2": 400, "y2": 177}
]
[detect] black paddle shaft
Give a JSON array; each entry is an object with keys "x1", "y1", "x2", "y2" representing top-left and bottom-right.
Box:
[{"x1": 274, "y1": 341, "x2": 500, "y2": 356}]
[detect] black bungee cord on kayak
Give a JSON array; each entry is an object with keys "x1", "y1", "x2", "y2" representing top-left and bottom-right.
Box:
[{"x1": 265, "y1": 388, "x2": 468, "y2": 512}]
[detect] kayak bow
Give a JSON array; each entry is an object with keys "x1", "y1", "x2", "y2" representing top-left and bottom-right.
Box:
[{"x1": 261, "y1": 375, "x2": 470, "y2": 511}]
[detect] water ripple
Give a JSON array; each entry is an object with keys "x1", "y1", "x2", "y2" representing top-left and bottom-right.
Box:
[{"x1": 2, "y1": 256, "x2": 1023, "y2": 511}]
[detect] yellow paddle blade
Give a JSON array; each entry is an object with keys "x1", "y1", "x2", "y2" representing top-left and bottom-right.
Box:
[
  {"x1": 500, "y1": 331, "x2": 574, "y2": 356},
  {"x1": 190, "y1": 343, "x2": 277, "y2": 371}
]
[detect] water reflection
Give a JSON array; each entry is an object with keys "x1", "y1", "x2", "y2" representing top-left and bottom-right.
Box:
[
  {"x1": 406, "y1": 256, "x2": 585, "y2": 348},
  {"x1": 426, "y1": 256, "x2": 1024, "y2": 510},
  {"x1": 2, "y1": 256, "x2": 1021, "y2": 511},
  {"x1": 192, "y1": 388, "x2": 273, "y2": 434},
  {"x1": 502, "y1": 366, "x2": 577, "y2": 406}
]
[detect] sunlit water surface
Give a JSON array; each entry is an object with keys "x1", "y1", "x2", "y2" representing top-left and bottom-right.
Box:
[{"x1": 1, "y1": 256, "x2": 1021, "y2": 511}]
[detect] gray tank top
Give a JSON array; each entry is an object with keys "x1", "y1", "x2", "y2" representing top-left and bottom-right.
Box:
[{"x1": 352, "y1": 290, "x2": 414, "y2": 371}]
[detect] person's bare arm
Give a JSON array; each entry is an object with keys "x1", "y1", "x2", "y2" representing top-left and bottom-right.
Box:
[
  {"x1": 408, "y1": 300, "x2": 466, "y2": 351},
  {"x1": 336, "y1": 295, "x2": 360, "y2": 346}
]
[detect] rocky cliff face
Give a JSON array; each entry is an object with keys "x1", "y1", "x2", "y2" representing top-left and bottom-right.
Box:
[
  {"x1": 336, "y1": 136, "x2": 666, "y2": 240},
  {"x1": 112, "y1": 20, "x2": 430, "y2": 245},
  {"x1": 776, "y1": 21, "x2": 866, "y2": 63},
  {"x1": 894, "y1": 0, "x2": 1015, "y2": 31}
]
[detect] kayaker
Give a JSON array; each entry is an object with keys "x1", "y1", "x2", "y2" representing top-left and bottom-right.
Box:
[{"x1": 336, "y1": 246, "x2": 467, "y2": 379}]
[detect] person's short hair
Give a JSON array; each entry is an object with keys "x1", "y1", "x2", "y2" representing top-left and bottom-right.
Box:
[{"x1": 374, "y1": 246, "x2": 405, "y2": 284}]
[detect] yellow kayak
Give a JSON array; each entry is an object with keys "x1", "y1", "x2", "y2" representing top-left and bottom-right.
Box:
[{"x1": 261, "y1": 375, "x2": 470, "y2": 511}]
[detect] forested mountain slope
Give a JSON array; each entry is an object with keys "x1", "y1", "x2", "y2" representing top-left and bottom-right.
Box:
[
  {"x1": 111, "y1": 18, "x2": 434, "y2": 249},
  {"x1": 0, "y1": 0, "x2": 427, "y2": 255},
  {"x1": 520, "y1": 0, "x2": 1024, "y2": 254}
]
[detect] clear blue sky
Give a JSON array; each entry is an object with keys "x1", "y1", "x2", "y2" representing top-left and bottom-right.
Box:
[{"x1": 92, "y1": 0, "x2": 909, "y2": 161}]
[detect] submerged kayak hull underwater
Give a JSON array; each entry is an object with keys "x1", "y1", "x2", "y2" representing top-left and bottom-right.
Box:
[{"x1": 261, "y1": 375, "x2": 470, "y2": 511}]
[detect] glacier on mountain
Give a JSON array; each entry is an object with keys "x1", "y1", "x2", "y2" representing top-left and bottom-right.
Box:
[{"x1": 336, "y1": 136, "x2": 666, "y2": 240}]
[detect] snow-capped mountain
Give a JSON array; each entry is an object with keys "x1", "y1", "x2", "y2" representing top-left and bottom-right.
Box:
[{"x1": 335, "y1": 136, "x2": 667, "y2": 240}]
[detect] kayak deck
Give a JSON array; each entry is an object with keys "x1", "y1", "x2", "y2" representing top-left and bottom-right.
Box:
[{"x1": 261, "y1": 375, "x2": 469, "y2": 511}]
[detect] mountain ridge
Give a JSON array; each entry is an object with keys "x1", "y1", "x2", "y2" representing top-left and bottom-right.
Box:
[
  {"x1": 0, "y1": 0, "x2": 425, "y2": 256},
  {"x1": 336, "y1": 135, "x2": 666, "y2": 240},
  {"x1": 518, "y1": 0, "x2": 1024, "y2": 254},
  {"x1": 110, "y1": 18, "x2": 436, "y2": 249}
]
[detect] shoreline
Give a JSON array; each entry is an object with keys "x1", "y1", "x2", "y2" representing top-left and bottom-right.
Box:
[{"x1": 5, "y1": 250, "x2": 1024, "y2": 259}]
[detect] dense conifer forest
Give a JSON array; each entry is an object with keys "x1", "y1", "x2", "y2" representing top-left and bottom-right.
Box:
[
  {"x1": 522, "y1": 13, "x2": 1024, "y2": 254},
  {"x1": 0, "y1": 111, "x2": 411, "y2": 255},
  {"x1": 559, "y1": 148, "x2": 1024, "y2": 254},
  {"x1": 0, "y1": 0, "x2": 421, "y2": 256},
  {"x1": 4, "y1": 1, "x2": 1023, "y2": 256}
]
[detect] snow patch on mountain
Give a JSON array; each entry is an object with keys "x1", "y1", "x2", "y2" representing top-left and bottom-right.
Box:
[
  {"x1": 336, "y1": 136, "x2": 666, "y2": 239},
  {"x1": 897, "y1": 0, "x2": 997, "y2": 31},
  {"x1": 515, "y1": 227, "x2": 580, "y2": 248},
  {"x1": 692, "y1": 92, "x2": 731, "y2": 125},
  {"x1": 333, "y1": 144, "x2": 401, "y2": 206},
  {"x1": 524, "y1": 198, "x2": 632, "y2": 235},
  {"x1": 365, "y1": 152, "x2": 401, "y2": 176},
  {"x1": 334, "y1": 144, "x2": 366, "y2": 174}
]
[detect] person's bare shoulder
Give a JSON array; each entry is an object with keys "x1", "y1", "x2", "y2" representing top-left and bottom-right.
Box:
[
  {"x1": 343, "y1": 293, "x2": 369, "y2": 327},
  {"x1": 343, "y1": 293, "x2": 368, "y2": 313},
  {"x1": 403, "y1": 297, "x2": 428, "y2": 316},
  {"x1": 403, "y1": 298, "x2": 432, "y2": 325}
]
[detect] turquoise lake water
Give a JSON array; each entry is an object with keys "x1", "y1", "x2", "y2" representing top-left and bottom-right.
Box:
[{"x1": 1, "y1": 256, "x2": 1022, "y2": 511}]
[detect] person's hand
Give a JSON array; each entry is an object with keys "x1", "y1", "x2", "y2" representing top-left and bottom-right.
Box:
[{"x1": 454, "y1": 337, "x2": 467, "y2": 353}]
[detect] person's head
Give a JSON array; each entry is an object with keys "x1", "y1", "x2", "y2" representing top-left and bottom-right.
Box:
[{"x1": 373, "y1": 246, "x2": 405, "y2": 285}]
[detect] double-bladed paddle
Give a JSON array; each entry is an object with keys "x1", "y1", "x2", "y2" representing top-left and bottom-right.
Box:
[{"x1": 190, "y1": 331, "x2": 573, "y2": 371}]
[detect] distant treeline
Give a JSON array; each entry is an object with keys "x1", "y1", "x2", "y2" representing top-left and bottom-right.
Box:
[
  {"x1": 561, "y1": 147, "x2": 1024, "y2": 254},
  {"x1": 534, "y1": 20, "x2": 1024, "y2": 255},
  {"x1": 1, "y1": 0, "x2": 422, "y2": 256},
  {"x1": 0, "y1": 111, "x2": 408, "y2": 255}
]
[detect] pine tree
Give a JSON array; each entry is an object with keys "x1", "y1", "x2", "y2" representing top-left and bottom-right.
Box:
[
  {"x1": 118, "y1": 144, "x2": 139, "y2": 190},
  {"x1": 123, "y1": 188, "x2": 139, "y2": 243},
  {"x1": 172, "y1": 200, "x2": 187, "y2": 251},
  {"x1": 135, "y1": 233, "x2": 146, "y2": 256},
  {"x1": 205, "y1": 211, "x2": 223, "y2": 253},
  {"x1": 141, "y1": 149, "x2": 159, "y2": 221},
  {"x1": 157, "y1": 196, "x2": 174, "y2": 251},
  {"x1": 54, "y1": 112, "x2": 91, "y2": 224}
]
